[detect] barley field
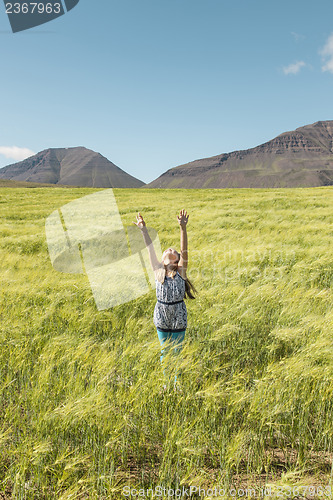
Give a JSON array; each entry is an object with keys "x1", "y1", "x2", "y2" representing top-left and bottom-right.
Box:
[{"x1": 0, "y1": 186, "x2": 333, "y2": 499}]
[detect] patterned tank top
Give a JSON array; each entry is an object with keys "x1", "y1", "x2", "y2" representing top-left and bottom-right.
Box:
[{"x1": 153, "y1": 270, "x2": 187, "y2": 332}]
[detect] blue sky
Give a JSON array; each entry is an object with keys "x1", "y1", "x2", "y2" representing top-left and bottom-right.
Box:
[{"x1": 0, "y1": 0, "x2": 333, "y2": 184}]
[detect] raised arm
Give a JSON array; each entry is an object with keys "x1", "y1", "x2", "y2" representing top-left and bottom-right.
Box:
[
  {"x1": 133, "y1": 212, "x2": 161, "y2": 271},
  {"x1": 177, "y1": 209, "x2": 189, "y2": 275}
]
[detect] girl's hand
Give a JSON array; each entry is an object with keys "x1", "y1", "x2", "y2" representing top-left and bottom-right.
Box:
[
  {"x1": 133, "y1": 212, "x2": 146, "y2": 229},
  {"x1": 177, "y1": 209, "x2": 189, "y2": 228}
]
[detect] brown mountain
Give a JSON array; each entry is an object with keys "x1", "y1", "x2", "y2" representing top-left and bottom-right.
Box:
[
  {"x1": 0, "y1": 178, "x2": 81, "y2": 188},
  {"x1": 0, "y1": 147, "x2": 145, "y2": 188},
  {"x1": 146, "y1": 120, "x2": 333, "y2": 188}
]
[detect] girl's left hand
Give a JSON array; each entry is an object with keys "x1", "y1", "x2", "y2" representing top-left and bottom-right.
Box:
[{"x1": 177, "y1": 209, "x2": 189, "y2": 227}]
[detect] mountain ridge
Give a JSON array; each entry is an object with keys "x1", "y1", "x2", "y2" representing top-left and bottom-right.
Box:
[
  {"x1": 1, "y1": 121, "x2": 333, "y2": 189},
  {"x1": 146, "y1": 120, "x2": 333, "y2": 188},
  {"x1": 0, "y1": 146, "x2": 145, "y2": 188}
]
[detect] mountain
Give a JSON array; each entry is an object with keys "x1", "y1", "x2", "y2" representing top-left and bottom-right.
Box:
[
  {"x1": 0, "y1": 178, "x2": 86, "y2": 188},
  {"x1": 145, "y1": 120, "x2": 333, "y2": 188},
  {"x1": 0, "y1": 147, "x2": 145, "y2": 188}
]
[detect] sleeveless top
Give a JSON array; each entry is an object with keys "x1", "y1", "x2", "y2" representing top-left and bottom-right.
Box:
[{"x1": 153, "y1": 270, "x2": 187, "y2": 332}]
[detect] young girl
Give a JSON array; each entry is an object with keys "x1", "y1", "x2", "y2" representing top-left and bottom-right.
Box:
[{"x1": 133, "y1": 209, "x2": 196, "y2": 391}]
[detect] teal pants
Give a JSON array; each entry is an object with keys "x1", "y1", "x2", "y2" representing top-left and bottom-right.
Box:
[{"x1": 156, "y1": 329, "x2": 186, "y2": 384}]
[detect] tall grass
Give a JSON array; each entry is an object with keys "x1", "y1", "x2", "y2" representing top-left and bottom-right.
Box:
[{"x1": 0, "y1": 186, "x2": 333, "y2": 499}]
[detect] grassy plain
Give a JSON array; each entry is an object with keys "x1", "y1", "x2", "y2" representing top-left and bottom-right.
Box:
[{"x1": 0, "y1": 186, "x2": 333, "y2": 499}]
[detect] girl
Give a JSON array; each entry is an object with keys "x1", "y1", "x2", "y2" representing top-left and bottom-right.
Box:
[{"x1": 133, "y1": 209, "x2": 196, "y2": 391}]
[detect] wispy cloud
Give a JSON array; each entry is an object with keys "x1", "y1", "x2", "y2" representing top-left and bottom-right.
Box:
[
  {"x1": 282, "y1": 61, "x2": 306, "y2": 75},
  {"x1": 291, "y1": 32, "x2": 305, "y2": 42},
  {"x1": 0, "y1": 146, "x2": 35, "y2": 162},
  {"x1": 320, "y1": 33, "x2": 333, "y2": 73}
]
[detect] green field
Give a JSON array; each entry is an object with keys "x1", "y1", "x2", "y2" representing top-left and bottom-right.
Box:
[{"x1": 1, "y1": 186, "x2": 333, "y2": 499}]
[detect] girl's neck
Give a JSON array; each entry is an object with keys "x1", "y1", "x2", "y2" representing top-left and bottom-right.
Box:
[
  {"x1": 166, "y1": 270, "x2": 177, "y2": 277},
  {"x1": 165, "y1": 264, "x2": 178, "y2": 277}
]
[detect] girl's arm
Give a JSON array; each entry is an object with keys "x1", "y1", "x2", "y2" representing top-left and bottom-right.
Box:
[
  {"x1": 133, "y1": 212, "x2": 161, "y2": 271},
  {"x1": 177, "y1": 209, "x2": 189, "y2": 276}
]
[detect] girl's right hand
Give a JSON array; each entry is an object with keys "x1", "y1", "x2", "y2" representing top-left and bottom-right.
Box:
[{"x1": 133, "y1": 212, "x2": 146, "y2": 229}]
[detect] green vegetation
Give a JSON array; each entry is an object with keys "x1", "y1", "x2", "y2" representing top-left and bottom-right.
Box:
[{"x1": 0, "y1": 186, "x2": 333, "y2": 499}]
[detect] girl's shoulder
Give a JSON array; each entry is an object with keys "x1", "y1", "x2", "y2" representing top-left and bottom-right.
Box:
[{"x1": 177, "y1": 266, "x2": 187, "y2": 281}]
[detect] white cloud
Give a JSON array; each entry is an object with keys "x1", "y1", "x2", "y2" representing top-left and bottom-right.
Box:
[
  {"x1": 0, "y1": 146, "x2": 35, "y2": 162},
  {"x1": 282, "y1": 61, "x2": 306, "y2": 75},
  {"x1": 320, "y1": 34, "x2": 333, "y2": 73},
  {"x1": 291, "y1": 32, "x2": 305, "y2": 42}
]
